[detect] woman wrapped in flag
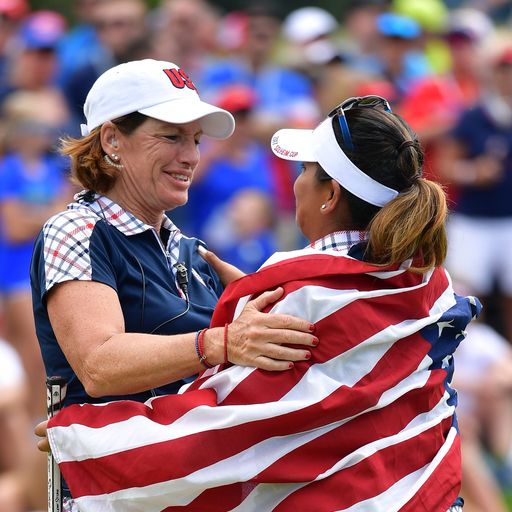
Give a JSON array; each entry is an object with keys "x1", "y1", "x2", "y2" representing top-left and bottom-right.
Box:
[{"x1": 41, "y1": 96, "x2": 479, "y2": 511}]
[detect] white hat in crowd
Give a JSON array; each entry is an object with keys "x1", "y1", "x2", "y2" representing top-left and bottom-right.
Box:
[
  {"x1": 81, "y1": 59, "x2": 235, "y2": 139},
  {"x1": 282, "y1": 6, "x2": 338, "y2": 45}
]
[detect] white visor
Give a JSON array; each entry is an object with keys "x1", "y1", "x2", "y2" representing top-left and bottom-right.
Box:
[{"x1": 271, "y1": 117, "x2": 399, "y2": 207}]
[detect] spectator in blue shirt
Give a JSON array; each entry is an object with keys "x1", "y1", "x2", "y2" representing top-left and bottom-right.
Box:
[
  {"x1": 0, "y1": 89, "x2": 71, "y2": 419},
  {"x1": 201, "y1": 3, "x2": 320, "y2": 143},
  {"x1": 182, "y1": 84, "x2": 276, "y2": 241},
  {"x1": 438, "y1": 45, "x2": 512, "y2": 342}
]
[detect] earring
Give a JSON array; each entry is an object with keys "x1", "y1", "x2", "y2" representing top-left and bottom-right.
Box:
[
  {"x1": 321, "y1": 204, "x2": 327, "y2": 210},
  {"x1": 104, "y1": 153, "x2": 124, "y2": 169}
]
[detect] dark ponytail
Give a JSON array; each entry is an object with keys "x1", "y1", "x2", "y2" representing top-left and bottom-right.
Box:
[{"x1": 326, "y1": 108, "x2": 448, "y2": 272}]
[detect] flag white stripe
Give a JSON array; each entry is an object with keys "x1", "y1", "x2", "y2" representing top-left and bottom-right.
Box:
[
  {"x1": 229, "y1": 482, "x2": 306, "y2": 512},
  {"x1": 260, "y1": 247, "x2": 352, "y2": 268}
]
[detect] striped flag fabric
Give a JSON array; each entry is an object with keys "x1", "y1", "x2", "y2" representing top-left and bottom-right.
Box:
[{"x1": 47, "y1": 248, "x2": 480, "y2": 511}]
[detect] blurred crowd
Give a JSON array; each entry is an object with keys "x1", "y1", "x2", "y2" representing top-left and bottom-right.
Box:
[{"x1": 1, "y1": 0, "x2": 512, "y2": 510}]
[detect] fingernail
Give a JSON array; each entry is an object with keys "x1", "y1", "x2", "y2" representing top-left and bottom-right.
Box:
[
  {"x1": 288, "y1": 362, "x2": 294, "y2": 369},
  {"x1": 304, "y1": 352, "x2": 311, "y2": 359},
  {"x1": 312, "y1": 337, "x2": 319, "y2": 346},
  {"x1": 309, "y1": 323, "x2": 316, "y2": 333},
  {"x1": 197, "y1": 245, "x2": 207, "y2": 256}
]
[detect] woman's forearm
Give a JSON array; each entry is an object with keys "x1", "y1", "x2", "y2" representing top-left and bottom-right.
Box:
[{"x1": 79, "y1": 328, "x2": 224, "y2": 397}]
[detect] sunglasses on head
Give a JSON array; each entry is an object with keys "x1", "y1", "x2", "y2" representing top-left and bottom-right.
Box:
[{"x1": 328, "y1": 95, "x2": 392, "y2": 151}]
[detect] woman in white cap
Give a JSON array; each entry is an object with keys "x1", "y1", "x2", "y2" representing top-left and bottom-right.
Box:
[
  {"x1": 30, "y1": 59, "x2": 316, "y2": 509},
  {"x1": 42, "y1": 96, "x2": 478, "y2": 511}
]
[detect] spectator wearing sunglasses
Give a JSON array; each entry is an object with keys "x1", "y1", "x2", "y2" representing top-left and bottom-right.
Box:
[{"x1": 42, "y1": 96, "x2": 478, "y2": 511}]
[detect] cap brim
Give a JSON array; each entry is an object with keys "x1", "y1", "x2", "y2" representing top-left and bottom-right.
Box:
[
  {"x1": 139, "y1": 99, "x2": 235, "y2": 139},
  {"x1": 271, "y1": 128, "x2": 316, "y2": 162}
]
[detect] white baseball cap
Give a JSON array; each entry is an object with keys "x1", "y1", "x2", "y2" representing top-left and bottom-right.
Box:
[
  {"x1": 271, "y1": 117, "x2": 399, "y2": 207},
  {"x1": 283, "y1": 7, "x2": 338, "y2": 45},
  {"x1": 81, "y1": 59, "x2": 235, "y2": 139}
]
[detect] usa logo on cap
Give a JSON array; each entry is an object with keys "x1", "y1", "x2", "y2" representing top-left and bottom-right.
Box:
[{"x1": 163, "y1": 68, "x2": 197, "y2": 91}]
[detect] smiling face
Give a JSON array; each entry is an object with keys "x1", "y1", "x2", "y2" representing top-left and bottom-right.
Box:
[{"x1": 108, "y1": 117, "x2": 202, "y2": 223}]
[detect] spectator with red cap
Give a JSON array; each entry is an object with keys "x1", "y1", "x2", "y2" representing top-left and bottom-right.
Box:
[
  {"x1": 0, "y1": 1, "x2": 27, "y2": 106},
  {"x1": 202, "y1": 3, "x2": 320, "y2": 142}
]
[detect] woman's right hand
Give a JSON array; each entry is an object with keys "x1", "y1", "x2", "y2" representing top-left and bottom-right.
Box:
[
  {"x1": 35, "y1": 420, "x2": 50, "y2": 453},
  {"x1": 221, "y1": 287, "x2": 318, "y2": 371}
]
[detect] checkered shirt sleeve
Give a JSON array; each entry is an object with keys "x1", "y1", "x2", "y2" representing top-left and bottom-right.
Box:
[{"x1": 42, "y1": 208, "x2": 100, "y2": 292}]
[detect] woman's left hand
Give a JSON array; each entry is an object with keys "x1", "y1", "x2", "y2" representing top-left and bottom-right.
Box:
[
  {"x1": 35, "y1": 420, "x2": 50, "y2": 453},
  {"x1": 223, "y1": 287, "x2": 317, "y2": 371}
]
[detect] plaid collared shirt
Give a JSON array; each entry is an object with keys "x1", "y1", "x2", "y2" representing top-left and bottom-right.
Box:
[
  {"x1": 309, "y1": 230, "x2": 368, "y2": 255},
  {"x1": 75, "y1": 191, "x2": 182, "y2": 266},
  {"x1": 42, "y1": 191, "x2": 183, "y2": 290}
]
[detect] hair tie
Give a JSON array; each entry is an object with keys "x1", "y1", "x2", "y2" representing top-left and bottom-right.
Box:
[{"x1": 398, "y1": 140, "x2": 415, "y2": 153}]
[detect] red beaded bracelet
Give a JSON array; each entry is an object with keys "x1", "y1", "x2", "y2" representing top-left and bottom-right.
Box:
[
  {"x1": 195, "y1": 328, "x2": 214, "y2": 369},
  {"x1": 223, "y1": 323, "x2": 229, "y2": 364}
]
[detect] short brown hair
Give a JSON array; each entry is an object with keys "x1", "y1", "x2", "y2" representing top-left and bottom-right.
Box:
[{"x1": 59, "y1": 112, "x2": 147, "y2": 194}]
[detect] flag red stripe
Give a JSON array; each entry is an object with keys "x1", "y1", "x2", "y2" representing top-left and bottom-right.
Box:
[
  {"x1": 49, "y1": 388, "x2": 217, "y2": 429},
  {"x1": 274, "y1": 419, "x2": 455, "y2": 511},
  {"x1": 400, "y1": 430, "x2": 461, "y2": 512}
]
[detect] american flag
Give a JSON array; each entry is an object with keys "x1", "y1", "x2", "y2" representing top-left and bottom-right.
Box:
[{"x1": 47, "y1": 248, "x2": 479, "y2": 511}]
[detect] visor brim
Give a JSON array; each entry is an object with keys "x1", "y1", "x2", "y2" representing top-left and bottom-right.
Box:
[{"x1": 271, "y1": 128, "x2": 317, "y2": 162}]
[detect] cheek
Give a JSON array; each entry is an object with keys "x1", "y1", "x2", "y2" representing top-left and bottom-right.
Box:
[{"x1": 293, "y1": 174, "x2": 304, "y2": 202}]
